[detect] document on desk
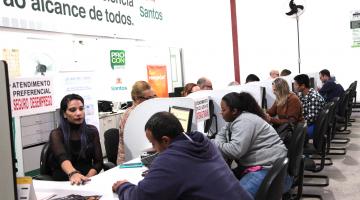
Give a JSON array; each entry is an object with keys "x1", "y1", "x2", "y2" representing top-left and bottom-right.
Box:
[
  {"x1": 36, "y1": 192, "x2": 56, "y2": 200},
  {"x1": 51, "y1": 194, "x2": 102, "y2": 200}
]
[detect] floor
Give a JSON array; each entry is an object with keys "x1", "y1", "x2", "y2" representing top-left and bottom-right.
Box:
[{"x1": 302, "y1": 114, "x2": 360, "y2": 199}]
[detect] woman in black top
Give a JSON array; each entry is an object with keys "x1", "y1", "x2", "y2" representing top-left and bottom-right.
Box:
[{"x1": 49, "y1": 94, "x2": 103, "y2": 185}]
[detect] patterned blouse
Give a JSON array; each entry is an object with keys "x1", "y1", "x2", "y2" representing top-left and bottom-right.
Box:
[
  {"x1": 298, "y1": 88, "x2": 325, "y2": 125},
  {"x1": 117, "y1": 105, "x2": 137, "y2": 164}
]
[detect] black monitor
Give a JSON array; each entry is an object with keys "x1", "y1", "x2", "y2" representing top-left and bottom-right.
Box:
[
  {"x1": 173, "y1": 87, "x2": 184, "y2": 97},
  {"x1": 309, "y1": 77, "x2": 315, "y2": 89},
  {"x1": 169, "y1": 106, "x2": 193, "y2": 132},
  {"x1": 0, "y1": 61, "x2": 17, "y2": 199}
]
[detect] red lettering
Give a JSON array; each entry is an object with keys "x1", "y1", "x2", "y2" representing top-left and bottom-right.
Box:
[{"x1": 13, "y1": 98, "x2": 29, "y2": 110}]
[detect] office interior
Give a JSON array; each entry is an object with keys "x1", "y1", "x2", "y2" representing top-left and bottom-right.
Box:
[{"x1": 1, "y1": 0, "x2": 360, "y2": 199}]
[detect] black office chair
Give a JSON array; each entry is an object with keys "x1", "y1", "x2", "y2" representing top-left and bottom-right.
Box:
[
  {"x1": 303, "y1": 108, "x2": 330, "y2": 189},
  {"x1": 205, "y1": 100, "x2": 218, "y2": 139},
  {"x1": 103, "y1": 128, "x2": 119, "y2": 170},
  {"x1": 255, "y1": 157, "x2": 289, "y2": 200},
  {"x1": 283, "y1": 123, "x2": 306, "y2": 200},
  {"x1": 33, "y1": 142, "x2": 54, "y2": 180}
]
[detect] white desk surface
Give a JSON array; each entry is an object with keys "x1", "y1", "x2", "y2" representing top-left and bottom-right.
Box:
[{"x1": 34, "y1": 158, "x2": 146, "y2": 199}]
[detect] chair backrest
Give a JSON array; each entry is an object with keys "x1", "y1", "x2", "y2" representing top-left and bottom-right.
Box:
[
  {"x1": 337, "y1": 89, "x2": 351, "y2": 118},
  {"x1": 287, "y1": 123, "x2": 306, "y2": 177},
  {"x1": 104, "y1": 128, "x2": 120, "y2": 164},
  {"x1": 39, "y1": 142, "x2": 52, "y2": 175},
  {"x1": 327, "y1": 98, "x2": 339, "y2": 140},
  {"x1": 255, "y1": 157, "x2": 289, "y2": 200},
  {"x1": 204, "y1": 100, "x2": 218, "y2": 137},
  {"x1": 312, "y1": 108, "x2": 330, "y2": 152}
]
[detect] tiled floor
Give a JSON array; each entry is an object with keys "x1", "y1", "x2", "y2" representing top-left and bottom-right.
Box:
[{"x1": 302, "y1": 116, "x2": 360, "y2": 199}]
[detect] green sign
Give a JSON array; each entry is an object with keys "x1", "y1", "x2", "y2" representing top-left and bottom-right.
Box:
[{"x1": 110, "y1": 50, "x2": 125, "y2": 69}]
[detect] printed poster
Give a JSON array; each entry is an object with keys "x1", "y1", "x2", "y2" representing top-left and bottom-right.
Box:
[
  {"x1": 10, "y1": 77, "x2": 55, "y2": 117},
  {"x1": 194, "y1": 98, "x2": 210, "y2": 122},
  {"x1": 2, "y1": 48, "x2": 21, "y2": 78},
  {"x1": 351, "y1": 10, "x2": 360, "y2": 48},
  {"x1": 147, "y1": 65, "x2": 168, "y2": 97}
]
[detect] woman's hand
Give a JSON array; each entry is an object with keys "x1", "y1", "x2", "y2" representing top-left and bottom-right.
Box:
[
  {"x1": 86, "y1": 168, "x2": 98, "y2": 178},
  {"x1": 69, "y1": 172, "x2": 90, "y2": 185},
  {"x1": 265, "y1": 113, "x2": 272, "y2": 122},
  {"x1": 112, "y1": 180, "x2": 129, "y2": 192}
]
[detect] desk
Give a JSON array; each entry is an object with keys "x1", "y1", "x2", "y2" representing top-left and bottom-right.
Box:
[{"x1": 34, "y1": 159, "x2": 146, "y2": 199}]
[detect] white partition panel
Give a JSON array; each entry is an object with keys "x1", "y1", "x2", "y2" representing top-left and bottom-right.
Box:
[{"x1": 123, "y1": 97, "x2": 196, "y2": 161}]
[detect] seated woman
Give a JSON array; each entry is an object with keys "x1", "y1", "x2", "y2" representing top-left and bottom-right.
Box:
[
  {"x1": 49, "y1": 94, "x2": 103, "y2": 185},
  {"x1": 213, "y1": 92, "x2": 288, "y2": 198},
  {"x1": 117, "y1": 81, "x2": 156, "y2": 164},
  {"x1": 181, "y1": 83, "x2": 200, "y2": 97},
  {"x1": 266, "y1": 78, "x2": 304, "y2": 127}
]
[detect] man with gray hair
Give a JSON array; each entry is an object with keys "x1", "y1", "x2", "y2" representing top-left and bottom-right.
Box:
[{"x1": 197, "y1": 77, "x2": 213, "y2": 90}]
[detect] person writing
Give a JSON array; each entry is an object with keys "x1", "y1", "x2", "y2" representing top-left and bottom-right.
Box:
[
  {"x1": 266, "y1": 78, "x2": 304, "y2": 127},
  {"x1": 212, "y1": 92, "x2": 288, "y2": 197},
  {"x1": 113, "y1": 112, "x2": 252, "y2": 200},
  {"x1": 181, "y1": 83, "x2": 200, "y2": 96},
  {"x1": 48, "y1": 94, "x2": 103, "y2": 185}
]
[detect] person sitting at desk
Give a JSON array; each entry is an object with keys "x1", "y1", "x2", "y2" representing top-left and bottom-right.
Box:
[
  {"x1": 318, "y1": 69, "x2": 344, "y2": 102},
  {"x1": 294, "y1": 74, "x2": 325, "y2": 138},
  {"x1": 48, "y1": 94, "x2": 103, "y2": 185},
  {"x1": 266, "y1": 78, "x2": 304, "y2": 127},
  {"x1": 212, "y1": 92, "x2": 288, "y2": 198},
  {"x1": 197, "y1": 77, "x2": 213, "y2": 90},
  {"x1": 117, "y1": 81, "x2": 156, "y2": 165},
  {"x1": 112, "y1": 112, "x2": 252, "y2": 200},
  {"x1": 181, "y1": 82, "x2": 200, "y2": 96}
]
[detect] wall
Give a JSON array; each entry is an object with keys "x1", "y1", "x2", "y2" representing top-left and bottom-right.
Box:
[
  {"x1": 236, "y1": 0, "x2": 360, "y2": 93},
  {"x1": 163, "y1": 0, "x2": 235, "y2": 89}
]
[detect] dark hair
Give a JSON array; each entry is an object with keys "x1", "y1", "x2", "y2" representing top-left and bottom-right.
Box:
[
  {"x1": 145, "y1": 112, "x2": 184, "y2": 142},
  {"x1": 181, "y1": 83, "x2": 197, "y2": 97},
  {"x1": 59, "y1": 94, "x2": 88, "y2": 157},
  {"x1": 319, "y1": 69, "x2": 330, "y2": 77},
  {"x1": 280, "y1": 69, "x2": 291, "y2": 76},
  {"x1": 245, "y1": 74, "x2": 260, "y2": 83},
  {"x1": 294, "y1": 74, "x2": 310, "y2": 88},
  {"x1": 222, "y1": 92, "x2": 266, "y2": 120}
]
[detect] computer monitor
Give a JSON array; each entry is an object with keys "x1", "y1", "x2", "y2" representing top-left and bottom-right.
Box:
[
  {"x1": 309, "y1": 77, "x2": 315, "y2": 89},
  {"x1": 169, "y1": 106, "x2": 193, "y2": 132},
  {"x1": 173, "y1": 87, "x2": 184, "y2": 97},
  {"x1": 0, "y1": 61, "x2": 17, "y2": 200}
]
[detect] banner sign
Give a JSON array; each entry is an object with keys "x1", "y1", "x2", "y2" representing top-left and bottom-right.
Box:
[
  {"x1": 10, "y1": 76, "x2": 55, "y2": 116},
  {"x1": 194, "y1": 97, "x2": 210, "y2": 122},
  {"x1": 147, "y1": 65, "x2": 168, "y2": 97},
  {"x1": 58, "y1": 72, "x2": 100, "y2": 129},
  {"x1": 351, "y1": 10, "x2": 360, "y2": 48},
  {"x1": 0, "y1": 0, "x2": 164, "y2": 39}
]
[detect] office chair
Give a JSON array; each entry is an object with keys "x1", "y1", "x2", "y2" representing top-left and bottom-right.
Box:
[
  {"x1": 103, "y1": 128, "x2": 119, "y2": 170},
  {"x1": 204, "y1": 100, "x2": 218, "y2": 138},
  {"x1": 255, "y1": 157, "x2": 289, "y2": 200},
  {"x1": 33, "y1": 142, "x2": 54, "y2": 180},
  {"x1": 302, "y1": 108, "x2": 330, "y2": 191},
  {"x1": 283, "y1": 123, "x2": 306, "y2": 200}
]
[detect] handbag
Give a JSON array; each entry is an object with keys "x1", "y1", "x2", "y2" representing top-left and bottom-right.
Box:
[{"x1": 276, "y1": 122, "x2": 295, "y2": 148}]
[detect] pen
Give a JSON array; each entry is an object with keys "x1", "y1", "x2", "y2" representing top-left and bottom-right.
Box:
[{"x1": 119, "y1": 163, "x2": 144, "y2": 168}]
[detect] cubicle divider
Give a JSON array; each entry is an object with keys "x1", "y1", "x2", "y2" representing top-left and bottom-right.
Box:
[{"x1": 123, "y1": 97, "x2": 198, "y2": 161}]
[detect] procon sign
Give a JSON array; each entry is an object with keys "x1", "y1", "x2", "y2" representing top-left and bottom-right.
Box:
[{"x1": 110, "y1": 50, "x2": 126, "y2": 69}]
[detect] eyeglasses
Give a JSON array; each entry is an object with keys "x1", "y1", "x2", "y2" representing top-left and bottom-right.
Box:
[{"x1": 139, "y1": 95, "x2": 157, "y2": 100}]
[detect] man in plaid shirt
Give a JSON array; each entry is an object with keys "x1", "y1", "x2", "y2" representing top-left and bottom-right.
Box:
[{"x1": 294, "y1": 74, "x2": 325, "y2": 137}]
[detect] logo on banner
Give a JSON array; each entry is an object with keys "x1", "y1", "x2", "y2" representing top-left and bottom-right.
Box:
[{"x1": 110, "y1": 50, "x2": 126, "y2": 69}]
